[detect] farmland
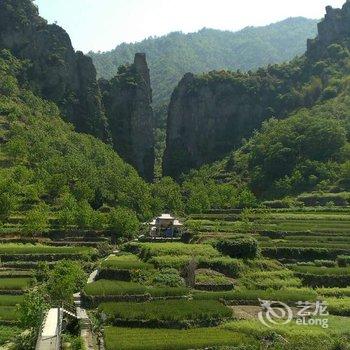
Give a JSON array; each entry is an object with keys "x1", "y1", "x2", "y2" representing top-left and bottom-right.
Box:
[{"x1": 1, "y1": 206, "x2": 350, "y2": 349}]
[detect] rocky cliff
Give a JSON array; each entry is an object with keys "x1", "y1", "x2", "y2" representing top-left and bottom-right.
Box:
[
  {"x1": 100, "y1": 54, "x2": 155, "y2": 181},
  {"x1": 308, "y1": 0, "x2": 350, "y2": 57},
  {"x1": 0, "y1": 0, "x2": 110, "y2": 141},
  {"x1": 163, "y1": 2, "x2": 350, "y2": 180}
]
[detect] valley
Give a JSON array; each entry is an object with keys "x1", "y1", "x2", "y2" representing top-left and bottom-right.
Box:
[{"x1": 0, "y1": 0, "x2": 350, "y2": 349}]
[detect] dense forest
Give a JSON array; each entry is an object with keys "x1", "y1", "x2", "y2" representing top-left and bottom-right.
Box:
[{"x1": 89, "y1": 17, "x2": 318, "y2": 115}]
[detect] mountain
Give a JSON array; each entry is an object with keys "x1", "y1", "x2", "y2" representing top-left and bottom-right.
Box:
[
  {"x1": 0, "y1": 0, "x2": 155, "y2": 180},
  {"x1": 0, "y1": 0, "x2": 110, "y2": 141},
  {"x1": 163, "y1": 2, "x2": 350, "y2": 180},
  {"x1": 100, "y1": 54, "x2": 155, "y2": 181},
  {"x1": 0, "y1": 49, "x2": 153, "y2": 221},
  {"x1": 89, "y1": 17, "x2": 318, "y2": 112}
]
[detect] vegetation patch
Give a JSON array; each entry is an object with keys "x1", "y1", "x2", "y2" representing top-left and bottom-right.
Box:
[
  {"x1": 104, "y1": 326, "x2": 257, "y2": 350},
  {"x1": 99, "y1": 299, "x2": 232, "y2": 328},
  {"x1": 194, "y1": 269, "x2": 234, "y2": 291},
  {"x1": 125, "y1": 242, "x2": 221, "y2": 260},
  {"x1": 192, "y1": 288, "x2": 317, "y2": 303},
  {"x1": 0, "y1": 278, "x2": 32, "y2": 291}
]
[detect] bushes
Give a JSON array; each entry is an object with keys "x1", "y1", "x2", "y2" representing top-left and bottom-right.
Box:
[
  {"x1": 101, "y1": 255, "x2": 153, "y2": 271},
  {"x1": 326, "y1": 297, "x2": 350, "y2": 316},
  {"x1": 297, "y1": 192, "x2": 350, "y2": 207},
  {"x1": 289, "y1": 266, "x2": 350, "y2": 287},
  {"x1": 337, "y1": 255, "x2": 350, "y2": 267},
  {"x1": 238, "y1": 270, "x2": 302, "y2": 290},
  {"x1": 290, "y1": 266, "x2": 350, "y2": 275},
  {"x1": 84, "y1": 280, "x2": 188, "y2": 298},
  {"x1": 192, "y1": 288, "x2": 317, "y2": 303},
  {"x1": 149, "y1": 255, "x2": 193, "y2": 270},
  {"x1": 152, "y1": 268, "x2": 185, "y2": 288},
  {"x1": 194, "y1": 270, "x2": 234, "y2": 291},
  {"x1": 214, "y1": 238, "x2": 259, "y2": 259},
  {"x1": 262, "y1": 247, "x2": 349, "y2": 261},
  {"x1": 129, "y1": 242, "x2": 221, "y2": 260},
  {"x1": 0, "y1": 244, "x2": 94, "y2": 255},
  {"x1": 99, "y1": 299, "x2": 232, "y2": 328},
  {"x1": 108, "y1": 208, "x2": 140, "y2": 239},
  {"x1": 317, "y1": 288, "x2": 350, "y2": 298},
  {"x1": 84, "y1": 280, "x2": 146, "y2": 297},
  {"x1": 295, "y1": 273, "x2": 350, "y2": 288},
  {"x1": 103, "y1": 326, "x2": 256, "y2": 350},
  {"x1": 149, "y1": 255, "x2": 244, "y2": 278},
  {"x1": 197, "y1": 256, "x2": 244, "y2": 278},
  {"x1": 0, "y1": 326, "x2": 22, "y2": 346}
]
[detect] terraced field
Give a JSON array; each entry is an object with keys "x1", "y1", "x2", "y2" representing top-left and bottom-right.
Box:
[
  {"x1": 81, "y1": 206, "x2": 350, "y2": 350},
  {"x1": 0, "y1": 243, "x2": 97, "y2": 346},
  {"x1": 1, "y1": 206, "x2": 350, "y2": 349}
]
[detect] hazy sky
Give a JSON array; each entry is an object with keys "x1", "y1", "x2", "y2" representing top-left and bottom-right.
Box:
[{"x1": 34, "y1": 0, "x2": 345, "y2": 53}]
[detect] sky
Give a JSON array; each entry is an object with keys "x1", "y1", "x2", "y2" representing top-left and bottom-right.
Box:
[{"x1": 34, "y1": 0, "x2": 346, "y2": 53}]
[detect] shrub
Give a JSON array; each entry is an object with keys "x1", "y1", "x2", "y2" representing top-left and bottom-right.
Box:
[
  {"x1": 214, "y1": 238, "x2": 259, "y2": 259},
  {"x1": 238, "y1": 270, "x2": 302, "y2": 290},
  {"x1": 314, "y1": 260, "x2": 337, "y2": 267},
  {"x1": 101, "y1": 255, "x2": 153, "y2": 271},
  {"x1": 149, "y1": 255, "x2": 193, "y2": 269},
  {"x1": 197, "y1": 256, "x2": 244, "y2": 277},
  {"x1": 326, "y1": 297, "x2": 350, "y2": 316},
  {"x1": 192, "y1": 287, "x2": 317, "y2": 303},
  {"x1": 152, "y1": 268, "x2": 185, "y2": 287},
  {"x1": 195, "y1": 269, "x2": 234, "y2": 291},
  {"x1": 0, "y1": 244, "x2": 94, "y2": 255},
  {"x1": 84, "y1": 280, "x2": 189, "y2": 298},
  {"x1": 104, "y1": 326, "x2": 256, "y2": 350},
  {"x1": 108, "y1": 208, "x2": 140, "y2": 239},
  {"x1": 262, "y1": 247, "x2": 349, "y2": 261},
  {"x1": 22, "y1": 202, "x2": 50, "y2": 236},
  {"x1": 99, "y1": 299, "x2": 232, "y2": 328},
  {"x1": 132, "y1": 243, "x2": 221, "y2": 260},
  {"x1": 0, "y1": 326, "x2": 22, "y2": 346},
  {"x1": 316, "y1": 288, "x2": 350, "y2": 298},
  {"x1": 337, "y1": 255, "x2": 350, "y2": 267},
  {"x1": 46, "y1": 260, "x2": 87, "y2": 303},
  {"x1": 84, "y1": 280, "x2": 147, "y2": 297}
]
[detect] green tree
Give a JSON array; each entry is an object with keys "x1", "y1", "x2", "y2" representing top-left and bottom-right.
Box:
[
  {"x1": 23, "y1": 202, "x2": 50, "y2": 236},
  {"x1": 108, "y1": 207, "x2": 140, "y2": 239},
  {"x1": 19, "y1": 288, "x2": 48, "y2": 329},
  {"x1": 151, "y1": 177, "x2": 184, "y2": 214},
  {"x1": 46, "y1": 260, "x2": 86, "y2": 304}
]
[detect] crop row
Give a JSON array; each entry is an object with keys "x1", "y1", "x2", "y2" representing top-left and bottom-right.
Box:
[
  {"x1": 99, "y1": 299, "x2": 232, "y2": 328},
  {"x1": 104, "y1": 326, "x2": 256, "y2": 350}
]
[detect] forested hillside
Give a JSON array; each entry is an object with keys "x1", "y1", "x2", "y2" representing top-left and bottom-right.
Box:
[
  {"x1": 0, "y1": 50, "x2": 154, "y2": 225},
  {"x1": 163, "y1": 3, "x2": 350, "y2": 183},
  {"x1": 0, "y1": 0, "x2": 155, "y2": 180},
  {"x1": 89, "y1": 17, "x2": 318, "y2": 111}
]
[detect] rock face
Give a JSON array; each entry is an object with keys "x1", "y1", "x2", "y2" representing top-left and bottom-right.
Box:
[
  {"x1": 0, "y1": 0, "x2": 110, "y2": 141},
  {"x1": 163, "y1": 1, "x2": 350, "y2": 180},
  {"x1": 100, "y1": 54, "x2": 155, "y2": 181},
  {"x1": 308, "y1": 0, "x2": 350, "y2": 56},
  {"x1": 0, "y1": 0, "x2": 156, "y2": 180},
  {"x1": 162, "y1": 71, "x2": 285, "y2": 179}
]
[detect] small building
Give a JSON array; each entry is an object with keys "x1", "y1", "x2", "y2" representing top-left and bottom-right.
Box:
[{"x1": 148, "y1": 213, "x2": 183, "y2": 238}]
